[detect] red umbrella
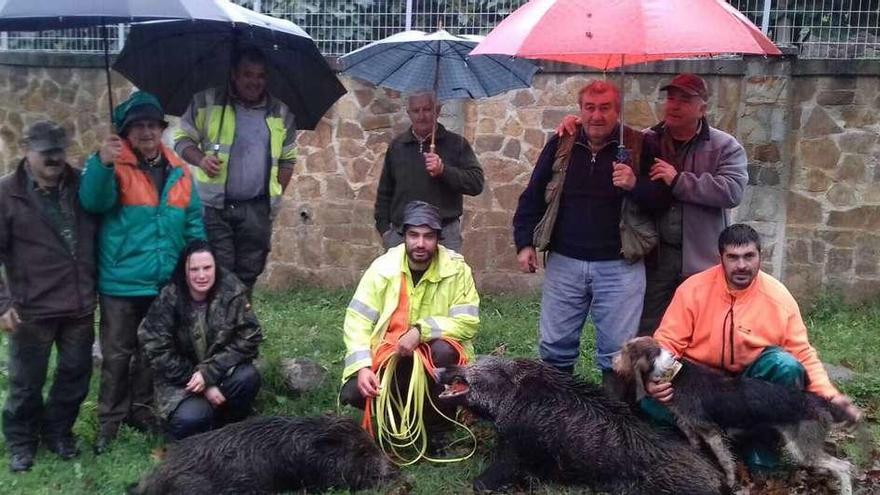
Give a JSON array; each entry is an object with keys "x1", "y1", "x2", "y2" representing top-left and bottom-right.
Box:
[{"x1": 471, "y1": 0, "x2": 781, "y2": 69}]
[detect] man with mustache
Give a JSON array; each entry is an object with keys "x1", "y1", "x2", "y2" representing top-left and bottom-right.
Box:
[
  {"x1": 0, "y1": 121, "x2": 98, "y2": 471},
  {"x1": 175, "y1": 46, "x2": 297, "y2": 294},
  {"x1": 341, "y1": 201, "x2": 480, "y2": 455},
  {"x1": 644, "y1": 224, "x2": 861, "y2": 467},
  {"x1": 513, "y1": 80, "x2": 667, "y2": 398}
]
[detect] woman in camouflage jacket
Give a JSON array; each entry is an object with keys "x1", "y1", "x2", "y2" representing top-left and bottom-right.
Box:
[{"x1": 138, "y1": 240, "x2": 263, "y2": 440}]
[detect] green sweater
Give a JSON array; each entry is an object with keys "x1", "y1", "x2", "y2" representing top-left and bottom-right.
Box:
[{"x1": 374, "y1": 124, "x2": 484, "y2": 233}]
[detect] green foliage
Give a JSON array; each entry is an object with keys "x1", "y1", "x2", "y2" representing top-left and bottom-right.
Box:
[{"x1": 0, "y1": 288, "x2": 876, "y2": 494}]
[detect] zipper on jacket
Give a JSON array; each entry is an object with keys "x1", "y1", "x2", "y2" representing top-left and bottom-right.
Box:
[{"x1": 720, "y1": 295, "x2": 736, "y2": 367}]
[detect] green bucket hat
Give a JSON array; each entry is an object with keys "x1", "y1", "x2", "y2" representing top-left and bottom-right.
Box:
[{"x1": 113, "y1": 91, "x2": 168, "y2": 135}]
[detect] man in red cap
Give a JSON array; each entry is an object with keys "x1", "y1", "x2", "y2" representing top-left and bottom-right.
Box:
[{"x1": 637, "y1": 73, "x2": 747, "y2": 336}]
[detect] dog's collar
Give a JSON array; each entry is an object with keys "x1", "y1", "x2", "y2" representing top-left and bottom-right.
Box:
[{"x1": 650, "y1": 349, "x2": 682, "y2": 383}]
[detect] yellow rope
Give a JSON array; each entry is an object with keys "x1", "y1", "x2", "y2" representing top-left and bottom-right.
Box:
[{"x1": 372, "y1": 352, "x2": 476, "y2": 466}]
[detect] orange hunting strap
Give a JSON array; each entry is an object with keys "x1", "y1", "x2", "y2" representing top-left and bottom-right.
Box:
[{"x1": 362, "y1": 274, "x2": 467, "y2": 434}]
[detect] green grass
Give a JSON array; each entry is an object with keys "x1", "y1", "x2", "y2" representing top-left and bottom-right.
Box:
[{"x1": 0, "y1": 289, "x2": 877, "y2": 494}]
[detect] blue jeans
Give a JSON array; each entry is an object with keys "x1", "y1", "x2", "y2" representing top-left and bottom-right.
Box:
[{"x1": 539, "y1": 252, "x2": 645, "y2": 371}]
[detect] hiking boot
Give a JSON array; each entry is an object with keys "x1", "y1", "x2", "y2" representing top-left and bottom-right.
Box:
[
  {"x1": 44, "y1": 436, "x2": 80, "y2": 460},
  {"x1": 9, "y1": 449, "x2": 34, "y2": 473},
  {"x1": 94, "y1": 424, "x2": 119, "y2": 455}
]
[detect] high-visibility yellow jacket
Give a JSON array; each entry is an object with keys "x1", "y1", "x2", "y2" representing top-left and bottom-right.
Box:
[
  {"x1": 342, "y1": 244, "x2": 480, "y2": 381},
  {"x1": 173, "y1": 87, "x2": 297, "y2": 213}
]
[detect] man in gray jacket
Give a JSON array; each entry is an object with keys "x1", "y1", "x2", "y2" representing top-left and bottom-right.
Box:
[
  {"x1": 637, "y1": 73, "x2": 748, "y2": 335},
  {"x1": 0, "y1": 122, "x2": 98, "y2": 472}
]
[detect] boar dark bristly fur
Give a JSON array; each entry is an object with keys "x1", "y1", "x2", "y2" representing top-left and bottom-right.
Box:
[
  {"x1": 129, "y1": 415, "x2": 398, "y2": 495},
  {"x1": 440, "y1": 357, "x2": 727, "y2": 495}
]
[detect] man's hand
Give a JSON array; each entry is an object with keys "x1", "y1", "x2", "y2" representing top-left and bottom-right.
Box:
[
  {"x1": 185, "y1": 371, "x2": 206, "y2": 393},
  {"x1": 424, "y1": 152, "x2": 444, "y2": 178},
  {"x1": 0, "y1": 308, "x2": 21, "y2": 333},
  {"x1": 517, "y1": 247, "x2": 538, "y2": 273},
  {"x1": 397, "y1": 327, "x2": 421, "y2": 358},
  {"x1": 204, "y1": 386, "x2": 226, "y2": 407},
  {"x1": 650, "y1": 158, "x2": 678, "y2": 186},
  {"x1": 830, "y1": 394, "x2": 863, "y2": 423},
  {"x1": 612, "y1": 162, "x2": 636, "y2": 191},
  {"x1": 646, "y1": 379, "x2": 674, "y2": 403},
  {"x1": 98, "y1": 135, "x2": 124, "y2": 165},
  {"x1": 555, "y1": 114, "x2": 580, "y2": 137},
  {"x1": 199, "y1": 155, "x2": 222, "y2": 178},
  {"x1": 357, "y1": 367, "x2": 380, "y2": 399}
]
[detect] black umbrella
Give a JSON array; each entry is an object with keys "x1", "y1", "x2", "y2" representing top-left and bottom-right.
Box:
[{"x1": 113, "y1": 4, "x2": 345, "y2": 130}]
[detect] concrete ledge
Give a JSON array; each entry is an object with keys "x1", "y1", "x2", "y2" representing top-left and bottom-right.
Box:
[
  {"x1": 0, "y1": 51, "x2": 115, "y2": 68},
  {"x1": 791, "y1": 58, "x2": 880, "y2": 76}
]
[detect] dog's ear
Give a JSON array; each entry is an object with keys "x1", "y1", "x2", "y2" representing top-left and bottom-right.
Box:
[{"x1": 632, "y1": 355, "x2": 652, "y2": 403}]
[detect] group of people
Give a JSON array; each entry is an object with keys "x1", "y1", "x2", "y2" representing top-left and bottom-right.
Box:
[
  {"x1": 1, "y1": 44, "x2": 861, "y2": 479},
  {"x1": 339, "y1": 73, "x2": 861, "y2": 470},
  {"x1": 0, "y1": 47, "x2": 289, "y2": 472}
]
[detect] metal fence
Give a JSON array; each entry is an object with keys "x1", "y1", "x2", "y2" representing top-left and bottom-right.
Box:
[{"x1": 0, "y1": 1, "x2": 877, "y2": 59}]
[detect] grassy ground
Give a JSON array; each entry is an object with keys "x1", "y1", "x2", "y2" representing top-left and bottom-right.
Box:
[{"x1": 0, "y1": 289, "x2": 877, "y2": 494}]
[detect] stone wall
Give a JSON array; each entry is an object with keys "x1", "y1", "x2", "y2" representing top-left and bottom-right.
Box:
[{"x1": 1, "y1": 52, "x2": 878, "y2": 303}]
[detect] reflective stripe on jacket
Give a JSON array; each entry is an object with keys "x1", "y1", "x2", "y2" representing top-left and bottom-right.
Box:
[
  {"x1": 173, "y1": 87, "x2": 297, "y2": 212},
  {"x1": 342, "y1": 244, "x2": 480, "y2": 381},
  {"x1": 79, "y1": 142, "x2": 205, "y2": 297}
]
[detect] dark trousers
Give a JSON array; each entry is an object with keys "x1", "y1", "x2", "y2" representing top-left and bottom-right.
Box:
[
  {"x1": 167, "y1": 363, "x2": 261, "y2": 440},
  {"x1": 97, "y1": 294, "x2": 155, "y2": 433},
  {"x1": 2, "y1": 314, "x2": 94, "y2": 452},
  {"x1": 340, "y1": 340, "x2": 460, "y2": 432},
  {"x1": 638, "y1": 243, "x2": 686, "y2": 336},
  {"x1": 204, "y1": 201, "x2": 272, "y2": 289}
]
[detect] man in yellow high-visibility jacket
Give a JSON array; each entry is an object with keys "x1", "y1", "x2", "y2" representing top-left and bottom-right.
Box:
[
  {"x1": 340, "y1": 201, "x2": 480, "y2": 446},
  {"x1": 174, "y1": 46, "x2": 297, "y2": 291}
]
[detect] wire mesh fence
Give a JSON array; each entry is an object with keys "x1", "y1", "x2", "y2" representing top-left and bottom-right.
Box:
[{"x1": 0, "y1": 1, "x2": 877, "y2": 59}]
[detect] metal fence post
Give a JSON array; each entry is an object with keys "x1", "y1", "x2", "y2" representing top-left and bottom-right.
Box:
[
  {"x1": 405, "y1": 0, "x2": 413, "y2": 31},
  {"x1": 0, "y1": 32, "x2": 7, "y2": 51},
  {"x1": 117, "y1": 23, "x2": 126, "y2": 51},
  {"x1": 253, "y1": 0, "x2": 262, "y2": 13},
  {"x1": 761, "y1": 0, "x2": 772, "y2": 34}
]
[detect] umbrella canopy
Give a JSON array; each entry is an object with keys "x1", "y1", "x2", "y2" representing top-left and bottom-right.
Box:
[
  {"x1": 340, "y1": 29, "x2": 539, "y2": 101},
  {"x1": 0, "y1": 0, "x2": 233, "y2": 31},
  {"x1": 113, "y1": 2, "x2": 345, "y2": 130},
  {"x1": 471, "y1": 0, "x2": 781, "y2": 69}
]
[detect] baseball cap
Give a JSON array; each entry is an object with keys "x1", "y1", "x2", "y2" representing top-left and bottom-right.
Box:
[{"x1": 660, "y1": 73, "x2": 708, "y2": 99}]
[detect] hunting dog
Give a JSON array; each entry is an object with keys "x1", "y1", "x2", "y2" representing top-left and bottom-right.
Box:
[
  {"x1": 438, "y1": 357, "x2": 727, "y2": 494},
  {"x1": 614, "y1": 336, "x2": 853, "y2": 494},
  {"x1": 129, "y1": 415, "x2": 398, "y2": 494}
]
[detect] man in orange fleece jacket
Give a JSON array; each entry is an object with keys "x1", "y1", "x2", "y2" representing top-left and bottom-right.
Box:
[{"x1": 646, "y1": 224, "x2": 861, "y2": 422}]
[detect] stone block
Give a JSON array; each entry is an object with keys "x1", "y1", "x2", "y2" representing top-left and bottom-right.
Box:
[
  {"x1": 798, "y1": 138, "x2": 840, "y2": 171},
  {"x1": 324, "y1": 176, "x2": 355, "y2": 200},
  {"x1": 825, "y1": 77, "x2": 856, "y2": 90},
  {"x1": 836, "y1": 154, "x2": 866, "y2": 182},
  {"x1": 825, "y1": 184, "x2": 858, "y2": 208},
  {"x1": 477, "y1": 118, "x2": 496, "y2": 134},
  {"x1": 827, "y1": 206, "x2": 880, "y2": 229},
  {"x1": 827, "y1": 248, "x2": 853, "y2": 273},
  {"x1": 474, "y1": 135, "x2": 504, "y2": 152},
  {"x1": 747, "y1": 165, "x2": 780, "y2": 186},
  {"x1": 523, "y1": 128, "x2": 548, "y2": 151},
  {"x1": 483, "y1": 156, "x2": 527, "y2": 185},
  {"x1": 353, "y1": 88, "x2": 374, "y2": 108},
  {"x1": 744, "y1": 75, "x2": 788, "y2": 104},
  {"x1": 502, "y1": 139, "x2": 522, "y2": 159},
  {"x1": 470, "y1": 210, "x2": 512, "y2": 229},
  {"x1": 800, "y1": 106, "x2": 843, "y2": 138},
  {"x1": 302, "y1": 149, "x2": 338, "y2": 174},
  {"x1": 335, "y1": 120, "x2": 364, "y2": 140},
  {"x1": 501, "y1": 117, "x2": 524, "y2": 137},
  {"x1": 493, "y1": 183, "x2": 524, "y2": 211},
  {"x1": 343, "y1": 157, "x2": 374, "y2": 184},
  {"x1": 792, "y1": 79, "x2": 816, "y2": 104},
  {"x1": 782, "y1": 263, "x2": 821, "y2": 305},
  {"x1": 541, "y1": 109, "x2": 570, "y2": 131},
  {"x1": 752, "y1": 143, "x2": 781, "y2": 163},
  {"x1": 855, "y1": 244, "x2": 879, "y2": 276},
  {"x1": 511, "y1": 90, "x2": 536, "y2": 107},
  {"x1": 361, "y1": 114, "x2": 392, "y2": 131},
  {"x1": 837, "y1": 131, "x2": 878, "y2": 155},
  {"x1": 786, "y1": 239, "x2": 809, "y2": 262},
  {"x1": 809, "y1": 239, "x2": 827, "y2": 265},
  {"x1": 842, "y1": 106, "x2": 879, "y2": 128},
  {"x1": 816, "y1": 90, "x2": 855, "y2": 106},
  {"x1": 369, "y1": 98, "x2": 398, "y2": 115},
  {"x1": 785, "y1": 192, "x2": 824, "y2": 225},
  {"x1": 845, "y1": 279, "x2": 880, "y2": 305},
  {"x1": 817, "y1": 230, "x2": 858, "y2": 248},
  {"x1": 292, "y1": 175, "x2": 322, "y2": 201}
]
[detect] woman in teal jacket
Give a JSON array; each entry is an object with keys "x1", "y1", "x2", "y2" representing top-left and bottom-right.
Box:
[{"x1": 79, "y1": 91, "x2": 205, "y2": 453}]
